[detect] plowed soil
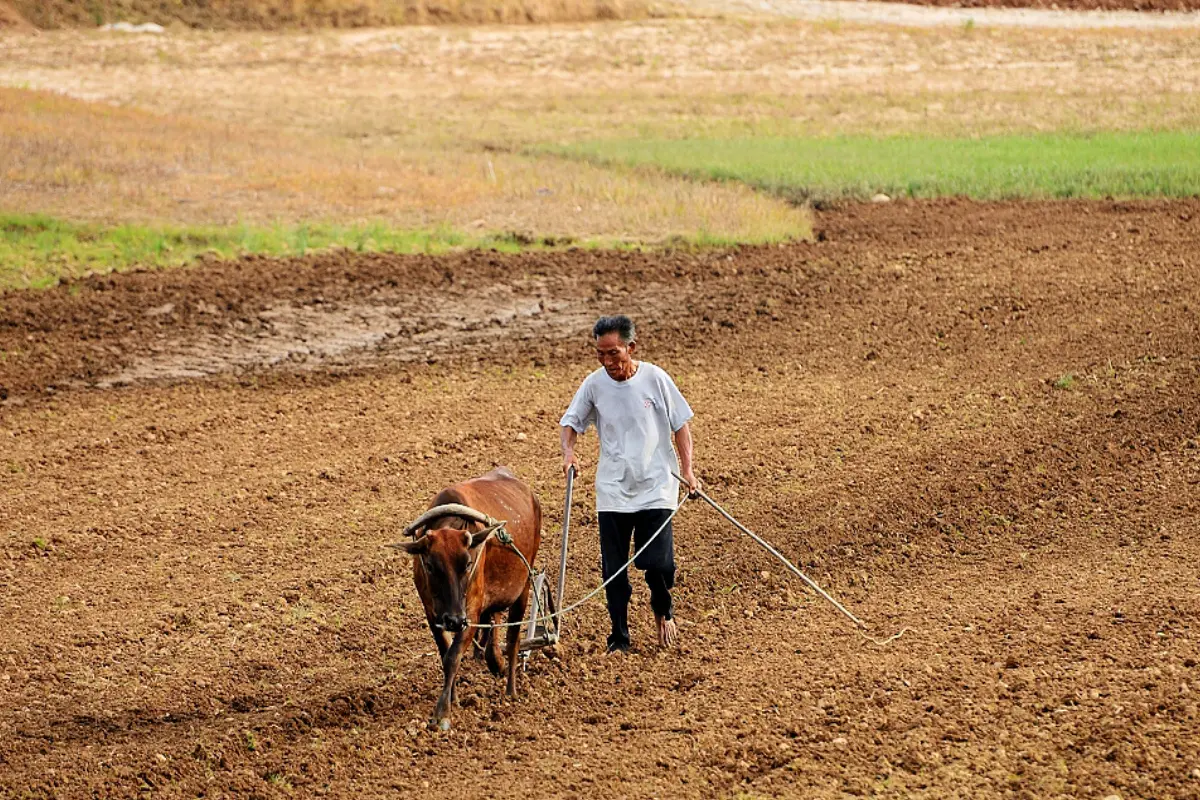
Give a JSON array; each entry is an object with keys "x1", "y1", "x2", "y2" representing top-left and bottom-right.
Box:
[{"x1": 2, "y1": 200, "x2": 1199, "y2": 799}]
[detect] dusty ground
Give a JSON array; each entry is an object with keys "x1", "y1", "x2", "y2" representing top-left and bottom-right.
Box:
[
  {"x1": 695, "y1": 0, "x2": 1200, "y2": 25},
  {"x1": 2, "y1": 199, "x2": 1199, "y2": 798},
  {"x1": 805, "y1": 0, "x2": 1200, "y2": 15},
  {"x1": 893, "y1": 0, "x2": 1200, "y2": 13}
]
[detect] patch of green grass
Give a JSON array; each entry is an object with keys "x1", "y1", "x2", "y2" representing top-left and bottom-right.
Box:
[
  {"x1": 0, "y1": 214, "x2": 561, "y2": 290},
  {"x1": 0, "y1": 213, "x2": 769, "y2": 291},
  {"x1": 0, "y1": 213, "x2": 797, "y2": 290},
  {"x1": 289, "y1": 600, "x2": 319, "y2": 622},
  {"x1": 551, "y1": 131, "x2": 1200, "y2": 204},
  {"x1": 265, "y1": 772, "x2": 291, "y2": 789},
  {"x1": 1054, "y1": 373, "x2": 1077, "y2": 390}
]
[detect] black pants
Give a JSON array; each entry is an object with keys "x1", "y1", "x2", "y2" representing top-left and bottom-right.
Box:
[{"x1": 599, "y1": 508, "x2": 676, "y2": 649}]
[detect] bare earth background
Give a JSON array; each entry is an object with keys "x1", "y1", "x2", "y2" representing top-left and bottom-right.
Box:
[
  {"x1": 3, "y1": 200, "x2": 1199, "y2": 798},
  {"x1": 2, "y1": 2, "x2": 1200, "y2": 799}
]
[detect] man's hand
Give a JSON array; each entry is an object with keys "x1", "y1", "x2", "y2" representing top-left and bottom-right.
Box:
[
  {"x1": 673, "y1": 422, "x2": 700, "y2": 497},
  {"x1": 561, "y1": 426, "x2": 580, "y2": 478},
  {"x1": 681, "y1": 468, "x2": 701, "y2": 498}
]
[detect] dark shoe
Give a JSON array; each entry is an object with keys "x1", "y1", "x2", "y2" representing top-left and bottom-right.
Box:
[{"x1": 606, "y1": 634, "x2": 630, "y2": 654}]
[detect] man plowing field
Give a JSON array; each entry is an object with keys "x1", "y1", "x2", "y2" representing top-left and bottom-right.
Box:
[{"x1": 559, "y1": 315, "x2": 700, "y2": 653}]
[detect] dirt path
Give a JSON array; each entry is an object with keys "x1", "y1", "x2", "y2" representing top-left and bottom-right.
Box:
[
  {"x1": 687, "y1": 0, "x2": 1200, "y2": 25},
  {"x1": 2, "y1": 200, "x2": 1199, "y2": 798}
]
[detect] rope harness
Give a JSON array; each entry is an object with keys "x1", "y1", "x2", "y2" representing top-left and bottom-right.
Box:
[
  {"x1": 466, "y1": 495, "x2": 688, "y2": 632},
  {"x1": 464, "y1": 523, "x2": 538, "y2": 588},
  {"x1": 392, "y1": 481, "x2": 908, "y2": 646}
]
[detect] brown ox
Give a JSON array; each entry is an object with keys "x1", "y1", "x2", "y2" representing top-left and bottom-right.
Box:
[{"x1": 395, "y1": 467, "x2": 541, "y2": 730}]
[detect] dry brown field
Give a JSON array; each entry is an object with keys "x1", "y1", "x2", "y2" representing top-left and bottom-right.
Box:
[
  {"x1": 2, "y1": 199, "x2": 1199, "y2": 798},
  {"x1": 3, "y1": 5, "x2": 1200, "y2": 798}
]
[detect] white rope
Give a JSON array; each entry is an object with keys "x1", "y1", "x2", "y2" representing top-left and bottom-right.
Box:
[
  {"x1": 467, "y1": 495, "x2": 689, "y2": 631},
  {"x1": 399, "y1": 476, "x2": 907, "y2": 647},
  {"x1": 672, "y1": 472, "x2": 908, "y2": 647}
]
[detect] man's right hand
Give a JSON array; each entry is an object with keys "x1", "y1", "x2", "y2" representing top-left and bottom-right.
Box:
[{"x1": 560, "y1": 425, "x2": 580, "y2": 478}]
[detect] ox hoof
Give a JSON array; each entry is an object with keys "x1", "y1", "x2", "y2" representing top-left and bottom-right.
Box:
[{"x1": 433, "y1": 717, "x2": 451, "y2": 732}]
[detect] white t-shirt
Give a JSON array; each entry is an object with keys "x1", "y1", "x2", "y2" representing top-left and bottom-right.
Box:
[{"x1": 560, "y1": 362, "x2": 694, "y2": 513}]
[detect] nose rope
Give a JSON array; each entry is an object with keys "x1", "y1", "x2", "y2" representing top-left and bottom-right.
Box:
[{"x1": 443, "y1": 522, "x2": 539, "y2": 634}]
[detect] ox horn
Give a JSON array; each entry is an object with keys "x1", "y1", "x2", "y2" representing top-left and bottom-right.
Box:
[{"x1": 402, "y1": 503, "x2": 501, "y2": 538}]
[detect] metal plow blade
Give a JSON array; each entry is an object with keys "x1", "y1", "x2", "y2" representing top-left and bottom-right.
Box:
[{"x1": 519, "y1": 570, "x2": 558, "y2": 652}]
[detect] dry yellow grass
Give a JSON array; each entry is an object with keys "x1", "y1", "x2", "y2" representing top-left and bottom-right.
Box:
[
  {"x1": 0, "y1": 87, "x2": 483, "y2": 224},
  {"x1": 0, "y1": 2, "x2": 31, "y2": 29},
  {"x1": 0, "y1": 87, "x2": 805, "y2": 242},
  {"x1": 3, "y1": 18, "x2": 1198, "y2": 250},
  {"x1": 9, "y1": 0, "x2": 667, "y2": 29},
  {"x1": 5, "y1": 21, "x2": 1196, "y2": 143}
]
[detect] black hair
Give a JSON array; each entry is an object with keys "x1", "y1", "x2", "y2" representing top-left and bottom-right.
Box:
[{"x1": 592, "y1": 315, "x2": 636, "y2": 343}]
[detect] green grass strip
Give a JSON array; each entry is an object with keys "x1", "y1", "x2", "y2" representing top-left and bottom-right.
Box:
[
  {"x1": 0, "y1": 215, "x2": 568, "y2": 290},
  {"x1": 552, "y1": 131, "x2": 1200, "y2": 204}
]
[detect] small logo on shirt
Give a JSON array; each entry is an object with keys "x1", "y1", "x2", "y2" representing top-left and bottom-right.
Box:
[{"x1": 644, "y1": 397, "x2": 655, "y2": 409}]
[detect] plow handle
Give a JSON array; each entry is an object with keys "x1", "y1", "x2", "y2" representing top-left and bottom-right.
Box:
[{"x1": 555, "y1": 465, "x2": 575, "y2": 632}]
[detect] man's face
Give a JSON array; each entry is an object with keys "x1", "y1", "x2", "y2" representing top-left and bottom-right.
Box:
[{"x1": 595, "y1": 331, "x2": 636, "y2": 380}]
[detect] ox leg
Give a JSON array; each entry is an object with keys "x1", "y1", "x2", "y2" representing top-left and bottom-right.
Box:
[
  {"x1": 504, "y1": 589, "x2": 530, "y2": 698},
  {"x1": 428, "y1": 620, "x2": 455, "y2": 705},
  {"x1": 484, "y1": 611, "x2": 504, "y2": 678},
  {"x1": 472, "y1": 615, "x2": 493, "y2": 663},
  {"x1": 428, "y1": 618, "x2": 451, "y2": 660},
  {"x1": 433, "y1": 629, "x2": 468, "y2": 731}
]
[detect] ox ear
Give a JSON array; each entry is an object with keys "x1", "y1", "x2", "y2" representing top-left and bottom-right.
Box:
[
  {"x1": 468, "y1": 528, "x2": 493, "y2": 549},
  {"x1": 390, "y1": 536, "x2": 431, "y2": 555}
]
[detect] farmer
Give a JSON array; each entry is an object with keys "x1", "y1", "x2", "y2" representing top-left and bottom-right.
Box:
[{"x1": 560, "y1": 315, "x2": 700, "y2": 652}]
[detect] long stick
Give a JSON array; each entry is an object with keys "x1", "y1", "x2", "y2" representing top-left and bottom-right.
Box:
[
  {"x1": 556, "y1": 465, "x2": 575, "y2": 635},
  {"x1": 673, "y1": 472, "x2": 867, "y2": 630}
]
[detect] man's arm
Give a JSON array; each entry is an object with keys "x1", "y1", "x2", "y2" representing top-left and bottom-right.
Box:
[
  {"x1": 560, "y1": 377, "x2": 594, "y2": 477},
  {"x1": 561, "y1": 425, "x2": 580, "y2": 476},
  {"x1": 673, "y1": 422, "x2": 699, "y2": 495}
]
